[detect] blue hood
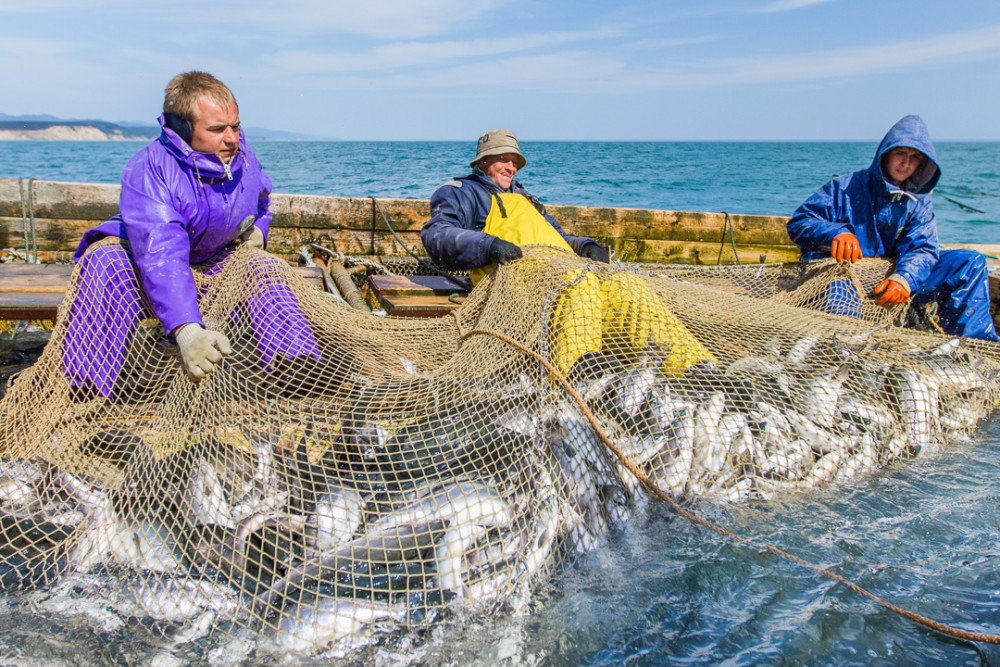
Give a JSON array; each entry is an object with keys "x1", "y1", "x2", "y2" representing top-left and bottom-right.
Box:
[{"x1": 871, "y1": 114, "x2": 940, "y2": 195}]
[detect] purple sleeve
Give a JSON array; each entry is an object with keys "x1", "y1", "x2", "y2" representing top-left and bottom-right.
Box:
[
  {"x1": 118, "y1": 154, "x2": 203, "y2": 334},
  {"x1": 252, "y1": 154, "x2": 273, "y2": 246}
]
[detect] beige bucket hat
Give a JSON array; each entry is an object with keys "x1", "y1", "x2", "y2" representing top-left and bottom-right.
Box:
[{"x1": 471, "y1": 129, "x2": 526, "y2": 169}]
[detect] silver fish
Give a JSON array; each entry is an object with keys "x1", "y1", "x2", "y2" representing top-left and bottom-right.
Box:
[
  {"x1": 367, "y1": 477, "x2": 511, "y2": 536},
  {"x1": 884, "y1": 366, "x2": 939, "y2": 451},
  {"x1": 186, "y1": 460, "x2": 236, "y2": 530},
  {"x1": 275, "y1": 596, "x2": 407, "y2": 653},
  {"x1": 307, "y1": 486, "x2": 365, "y2": 551},
  {"x1": 792, "y1": 365, "x2": 849, "y2": 429},
  {"x1": 137, "y1": 576, "x2": 239, "y2": 622},
  {"x1": 690, "y1": 392, "x2": 728, "y2": 485},
  {"x1": 610, "y1": 355, "x2": 660, "y2": 419},
  {"x1": 434, "y1": 522, "x2": 489, "y2": 599},
  {"x1": 653, "y1": 407, "x2": 695, "y2": 500}
]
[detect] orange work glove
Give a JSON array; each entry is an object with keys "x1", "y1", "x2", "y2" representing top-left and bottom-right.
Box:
[
  {"x1": 830, "y1": 233, "x2": 862, "y2": 263},
  {"x1": 872, "y1": 278, "x2": 910, "y2": 306}
]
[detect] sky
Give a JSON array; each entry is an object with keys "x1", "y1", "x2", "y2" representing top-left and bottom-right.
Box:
[{"x1": 2, "y1": 0, "x2": 1000, "y2": 141}]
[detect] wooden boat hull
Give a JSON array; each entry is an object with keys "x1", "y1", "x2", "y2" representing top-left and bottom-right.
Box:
[{"x1": 1, "y1": 179, "x2": 998, "y2": 326}]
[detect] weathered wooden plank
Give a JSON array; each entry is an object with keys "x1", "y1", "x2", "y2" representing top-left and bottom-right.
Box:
[
  {"x1": 0, "y1": 180, "x2": 120, "y2": 221},
  {"x1": 0, "y1": 264, "x2": 75, "y2": 276},
  {"x1": 0, "y1": 264, "x2": 328, "y2": 321},
  {"x1": 4, "y1": 180, "x2": 995, "y2": 270},
  {"x1": 1, "y1": 217, "x2": 99, "y2": 251},
  {"x1": 0, "y1": 179, "x2": 800, "y2": 258}
]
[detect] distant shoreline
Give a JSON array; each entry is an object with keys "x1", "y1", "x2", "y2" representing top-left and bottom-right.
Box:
[
  {"x1": 0, "y1": 127, "x2": 153, "y2": 141},
  {"x1": 0, "y1": 121, "x2": 157, "y2": 142}
]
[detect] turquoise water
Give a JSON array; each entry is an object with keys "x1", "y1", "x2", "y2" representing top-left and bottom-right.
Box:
[
  {"x1": 2, "y1": 140, "x2": 999, "y2": 244},
  {"x1": 2, "y1": 141, "x2": 1000, "y2": 665}
]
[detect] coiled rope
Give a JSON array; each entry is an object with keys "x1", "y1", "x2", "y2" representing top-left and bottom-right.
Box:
[{"x1": 458, "y1": 324, "x2": 1000, "y2": 646}]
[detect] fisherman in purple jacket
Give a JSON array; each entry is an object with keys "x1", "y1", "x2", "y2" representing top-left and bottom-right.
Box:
[{"x1": 65, "y1": 71, "x2": 319, "y2": 398}]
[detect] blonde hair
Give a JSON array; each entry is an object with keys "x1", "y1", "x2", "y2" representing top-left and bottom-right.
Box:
[{"x1": 163, "y1": 71, "x2": 237, "y2": 122}]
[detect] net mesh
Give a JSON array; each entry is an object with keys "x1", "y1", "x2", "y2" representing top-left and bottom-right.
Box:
[{"x1": 0, "y1": 240, "x2": 997, "y2": 657}]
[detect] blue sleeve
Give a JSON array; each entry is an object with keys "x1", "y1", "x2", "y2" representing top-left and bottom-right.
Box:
[
  {"x1": 786, "y1": 177, "x2": 855, "y2": 256},
  {"x1": 891, "y1": 198, "x2": 939, "y2": 292},
  {"x1": 420, "y1": 182, "x2": 494, "y2": 270}
]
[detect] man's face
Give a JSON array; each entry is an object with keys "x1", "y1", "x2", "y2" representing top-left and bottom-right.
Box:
[
  {"x1": 189, "y1": 97, "x2": 240, "y2": 163},
  {"x1": 479, "y1": 153, "x2": 520, "y2": 190},
  {"x1": 882, "y1": 147, "x2": 924, "y2": 186}
]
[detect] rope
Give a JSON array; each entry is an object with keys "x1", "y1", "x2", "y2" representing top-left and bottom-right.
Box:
[
  {"x1": 458, "y1": 325, "x2": 1000, "y2": 646},
  {"x1": 369, "y1": 196, "x2": 472, "y2": 291},
  {"x1": 18, "y1": 177, "x2": 38, "y2": 264},
  {"x1": 718, "y1": 212, "x2": 742, "y2": 266}
]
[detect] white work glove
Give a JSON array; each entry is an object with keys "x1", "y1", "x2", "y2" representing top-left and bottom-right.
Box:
[
  {"x1": 240, "y1": 225, "x2": 265, "y2": 249},
  {"x1": 175, "y1": 323, "x2": 232, "y2": 381}
]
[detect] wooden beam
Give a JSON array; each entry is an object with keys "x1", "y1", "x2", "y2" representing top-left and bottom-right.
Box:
[{"x1": 0, "y1": 179, "x2": 802, "y2": 260}]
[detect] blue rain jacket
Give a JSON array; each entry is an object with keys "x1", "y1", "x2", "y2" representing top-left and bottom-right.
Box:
[
  {"x1": 421, "y1": 172, "x2": 595, "y2": 270},
  {"x1": 787, "y1": 114, "x2": 941, "y2": 293},
  {"x1": 787, "y1": 115, "x2": 997, "y2": 341},
  {"x1": 75, "y1": 114, "x2": 273, "y2": 334}
]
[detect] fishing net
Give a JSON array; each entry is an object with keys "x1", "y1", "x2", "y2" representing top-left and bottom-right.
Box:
[{"x1": 0, "y1": 239, "x2": 997, "y2": 658}]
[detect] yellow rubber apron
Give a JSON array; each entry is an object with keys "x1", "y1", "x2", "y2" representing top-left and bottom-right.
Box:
[
  {"x1": 472, "y1": 192, "x2": 572, "y2": 285},
  {"x1": 478, "y1": 191, "x2": 714, "y2": 376}
]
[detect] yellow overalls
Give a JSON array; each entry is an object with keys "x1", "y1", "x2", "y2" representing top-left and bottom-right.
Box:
[{"x1": 476, "y1": 193, "x2": 714, "y2": 376}]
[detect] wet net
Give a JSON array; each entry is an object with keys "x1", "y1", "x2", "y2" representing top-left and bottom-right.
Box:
[{"x1": 0, "y1": 239, "x2": 997, "y2": 658}]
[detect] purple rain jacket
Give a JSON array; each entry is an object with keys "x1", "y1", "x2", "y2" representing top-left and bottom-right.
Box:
[
  {"x1": 74, "y1": 114, "x2": 273, "y2": 335},
  {"x1": 786, "y1": 114, "x2": 941, "y2": 294}
]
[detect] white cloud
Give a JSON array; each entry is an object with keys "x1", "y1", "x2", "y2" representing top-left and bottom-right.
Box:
[
  {"x1": 665, "y1": 23, "x2": 1000, "y2": 86},
  {"x1": 221, "y1": 0, "x2": 506, "y2": 39},
  {"x1": 756, "y1": 0, "x2": 838, "y2": 12},
  {"x1": 0, "y1": 36, "x2": 77, "y2": 58},
  {"x1": 261, "y1": 29, "x2": 621, "y2": 74},
  {"x1": 0, "y1": 0, "x2": 504, "y2": 39},
  {"x1": 257, "y1": 23, "x2": 1000, "y2": 97}
]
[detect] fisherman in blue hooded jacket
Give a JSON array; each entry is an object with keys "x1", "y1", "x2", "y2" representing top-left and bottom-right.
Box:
[{"x1": 787, "y1": 114, "x2": 998, "y2": 341}]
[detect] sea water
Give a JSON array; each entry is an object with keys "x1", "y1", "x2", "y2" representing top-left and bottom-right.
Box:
[
  {"x1": 1, "y1": 141, "x2": 1000, "y2": 665},
  {"x1": 2, "y1": 140, "x2": 999, "y2": 244}
]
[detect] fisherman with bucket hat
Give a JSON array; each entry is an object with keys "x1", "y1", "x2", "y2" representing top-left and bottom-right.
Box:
[
  {"x1": 422, "y1": 129, "x2": 607, "y2": 284},
  {"x1": 421, "y1": 129, "x2": 713, "y2": 376}
]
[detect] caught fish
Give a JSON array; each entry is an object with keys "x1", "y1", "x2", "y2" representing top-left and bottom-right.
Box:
[
  {"x1": 136, "y1": 575, "x2": 240, "y2": 622},
  {"x1": 0, "y1": 460, "x2": 40, "y2": 509},
  {"x1": 884, "y1": 366, "x2": 939, "y2": 451},
  {"x1": 307, "y1": 486, "x2": 365, "y2": 551},
  {"x1": 607, "y1": 353, "x2": 660, "y2": 419},
  {"x1": 546, "y1": 403, "x2": 623, "y2": 554},
  {"x1": 186, "y1": 460, "x2": 236, "y2": 530},
  {"x1": 791, "y1": 365, "x2": 849, "y2": 429},
  {"x1": 367, "y1": 477, "x2": 511, "y2": 536},
  {"x1": 434, "y1": 522, "x2": 489, "y2": 599},
  {"x1": 652, "y1": 407, "x2": 695, "y2": 500},
  {"x1": 689, "y1": 392, "x2": 729, "y2": 486},
  {"x1": 275, "y1": 595, "x2": 408, "y2": 653}
]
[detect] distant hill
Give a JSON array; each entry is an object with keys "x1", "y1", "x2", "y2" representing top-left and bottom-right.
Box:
[
  {"x1": 0, "y1": 119, "x2": 158, "y2": 140},
  {"x1": 0, "y1": 114, "x2": 323, "y2": 141}
]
